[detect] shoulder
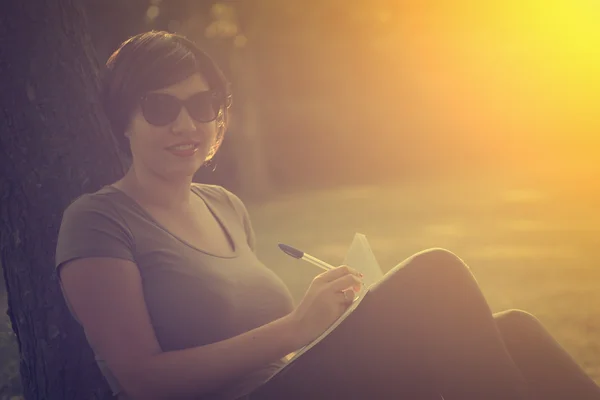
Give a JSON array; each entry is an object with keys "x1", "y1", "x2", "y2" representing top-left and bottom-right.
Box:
[
  {"x1": 56, "y1": 187, "x2": 135, "y2": 269},
  {"x1": 59, "y1": 187, "x2": 133, "y2": 242},
  {"x1": 191, "y1": 183, "x2": 247, "y2": 214},
  {"x1": 192, "y1": 183, "x2": 256, "y2": 249},
  {"x1": 62, "y1": 186, "x2": 125, "y2": 221}
]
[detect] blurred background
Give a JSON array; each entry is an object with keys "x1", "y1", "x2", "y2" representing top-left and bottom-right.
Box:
[{"x1": 1, "y1": 0, "x2": 599, "y2": 397}]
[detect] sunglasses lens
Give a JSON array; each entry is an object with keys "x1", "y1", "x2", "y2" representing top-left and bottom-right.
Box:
[
  {"x1": 140, "y1": 91, "x2": 226, "y2": 126},
  {"x1": 186, "y1": 92, "x2": 220, "y2": 122},
  {"x1": 141, "y1": 93, "x2": 181, "y2": 126}
]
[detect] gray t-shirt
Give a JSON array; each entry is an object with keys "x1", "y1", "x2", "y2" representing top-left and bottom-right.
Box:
[{"x1": 55, "y1": 183, "x2": 295, "y2": 399}]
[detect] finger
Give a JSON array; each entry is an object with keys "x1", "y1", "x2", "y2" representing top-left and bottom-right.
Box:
[
  {"x1": 317, "y1": 265, "x2": 362, "y2": 283},
  {"x1": 341, "y1": 289, "x2": 356, "y2": 304},
  {"x1": 328, "y1": 274, "x2": 363, "y2": 292},
  {"x1": 335, "y1": 290, "x2": 354, "y2": 305}
]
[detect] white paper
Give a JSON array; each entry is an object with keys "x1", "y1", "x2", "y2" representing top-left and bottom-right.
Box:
[
  {"x1": 343, "y1": 233, "x2": 384, "y2": 291},
  {"x1": 284, "y1": 233, "x2": 383, "y2": 362}
]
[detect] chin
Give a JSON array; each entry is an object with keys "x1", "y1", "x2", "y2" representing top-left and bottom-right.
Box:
[
  {"x1": 172, "y1": 164, "x2": 203, "y2": 179},
  {"x1": 162, "y1": 160, "x2": 205, "y2": 181}
]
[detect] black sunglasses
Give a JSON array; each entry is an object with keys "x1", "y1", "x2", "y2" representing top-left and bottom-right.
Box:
[{"x1": 140, "y1": 90, "x2": 232, "y2": 127}]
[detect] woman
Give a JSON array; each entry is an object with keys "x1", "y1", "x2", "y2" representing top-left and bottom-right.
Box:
[{"x1": 55, "y1": 31, "x2": 600, "y2": 400}]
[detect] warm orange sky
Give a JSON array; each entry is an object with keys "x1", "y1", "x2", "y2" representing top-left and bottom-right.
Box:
[{"x1": 388, "y1": 0, "x2": 599, "y2": 164}]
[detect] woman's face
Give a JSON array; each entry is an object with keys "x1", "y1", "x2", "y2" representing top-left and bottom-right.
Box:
[{"x1": 126, "y1": 73, "x2": 220, "y2": 180}]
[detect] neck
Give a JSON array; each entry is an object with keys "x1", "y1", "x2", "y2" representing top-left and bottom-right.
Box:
[{"x1": 118, "y1": 165, "x2": 194, "y2": 210}]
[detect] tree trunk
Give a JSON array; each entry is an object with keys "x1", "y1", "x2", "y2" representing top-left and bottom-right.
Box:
[
  {"x1": 178, "y1": 4, "x2": 274, "y2": 200},
  {"x1": 228, "y1": 43, "x2": 274, "y2": 201},
  {"x1": 0, "y1": 1, "x2": 125, "y2": 399}
]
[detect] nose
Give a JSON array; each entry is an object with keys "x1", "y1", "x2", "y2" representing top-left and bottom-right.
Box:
[{"x1": 170, "y1": 106, "x2": 196, "y2": 134}]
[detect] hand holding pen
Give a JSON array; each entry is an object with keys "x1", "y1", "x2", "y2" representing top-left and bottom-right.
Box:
[
  {"x1": 279, "y1": 243, "x2": 366, "y2": 290},
  {"x1": 279, "y1": 243, "x2": 364, "y2": 346}
]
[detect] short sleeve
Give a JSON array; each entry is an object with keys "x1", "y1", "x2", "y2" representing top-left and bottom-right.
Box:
[
  {"x1": 220, "y1": 187, "x2": 257, "y2": 252},
  {"x1": 55, "y1": 194, "x2": 135, "y2": 272}
]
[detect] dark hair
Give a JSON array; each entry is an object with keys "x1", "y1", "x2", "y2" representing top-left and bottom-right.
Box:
[{"x1": 102, "y1": 31, "x2": 231, "y2": 159}]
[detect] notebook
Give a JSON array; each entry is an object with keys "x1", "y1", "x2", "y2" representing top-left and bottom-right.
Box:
[{"x1": 285, "y1": 233, "x2": 384, "y2": 362}]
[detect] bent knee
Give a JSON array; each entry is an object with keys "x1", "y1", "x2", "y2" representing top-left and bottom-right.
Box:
[
  {"x1": 495, "y1": 309, "x2": 541, "y2": 330},
  {"x1": 408, "y1": 248, "x2": 467, "y2": 274},
  {"x1": 373, "y1": 248, "x2": 474, "y2": 295},
  {"x1": 383, "y1": 248, "x2": 470, "y2": 286},
  {"x1": 413, "y1": 248, "x2": 460, "y2": 262}
]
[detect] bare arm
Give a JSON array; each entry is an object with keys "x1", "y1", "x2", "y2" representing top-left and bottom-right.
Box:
[{"x1": 59, "y1": 257, "x2": 301, "y2": 400}]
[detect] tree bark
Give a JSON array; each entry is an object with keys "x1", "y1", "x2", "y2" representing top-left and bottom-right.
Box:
[{"x1": 0, "y1": 1, "x2": 125, "y2": 399}]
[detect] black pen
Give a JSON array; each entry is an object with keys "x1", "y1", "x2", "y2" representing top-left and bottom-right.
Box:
[{"x1": 278, "y1": 243, "x2": 336, "y2": 272}]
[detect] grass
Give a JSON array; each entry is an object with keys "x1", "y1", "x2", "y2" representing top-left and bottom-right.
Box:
[
  {"x1": 248, "y1": 171, "x2": 600, "y2": 384},
  {"x1": 1, "y1": 169, "x2": 599, "y2": 394}
]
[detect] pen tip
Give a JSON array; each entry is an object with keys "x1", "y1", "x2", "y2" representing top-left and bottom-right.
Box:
[{"x1": 278, "y1": 243, "x2": 304, "y2": 259}]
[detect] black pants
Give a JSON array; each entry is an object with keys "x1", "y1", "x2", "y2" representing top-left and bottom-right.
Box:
[{"x1": 248, "y1": 248, "x2": 600, "y2": 400}]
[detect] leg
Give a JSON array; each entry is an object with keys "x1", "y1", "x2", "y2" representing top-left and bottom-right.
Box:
[
  {"x1": 495, "y1": 309, "x2": 600, "y2": 400},
  {"x1": 250, "y1": 249, "x2": 530, "y2": 400}
]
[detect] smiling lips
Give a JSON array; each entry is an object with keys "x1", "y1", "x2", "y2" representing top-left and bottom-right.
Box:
[{"x1": 166, "y1": 141, "x2": 201, "y2": 157}]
